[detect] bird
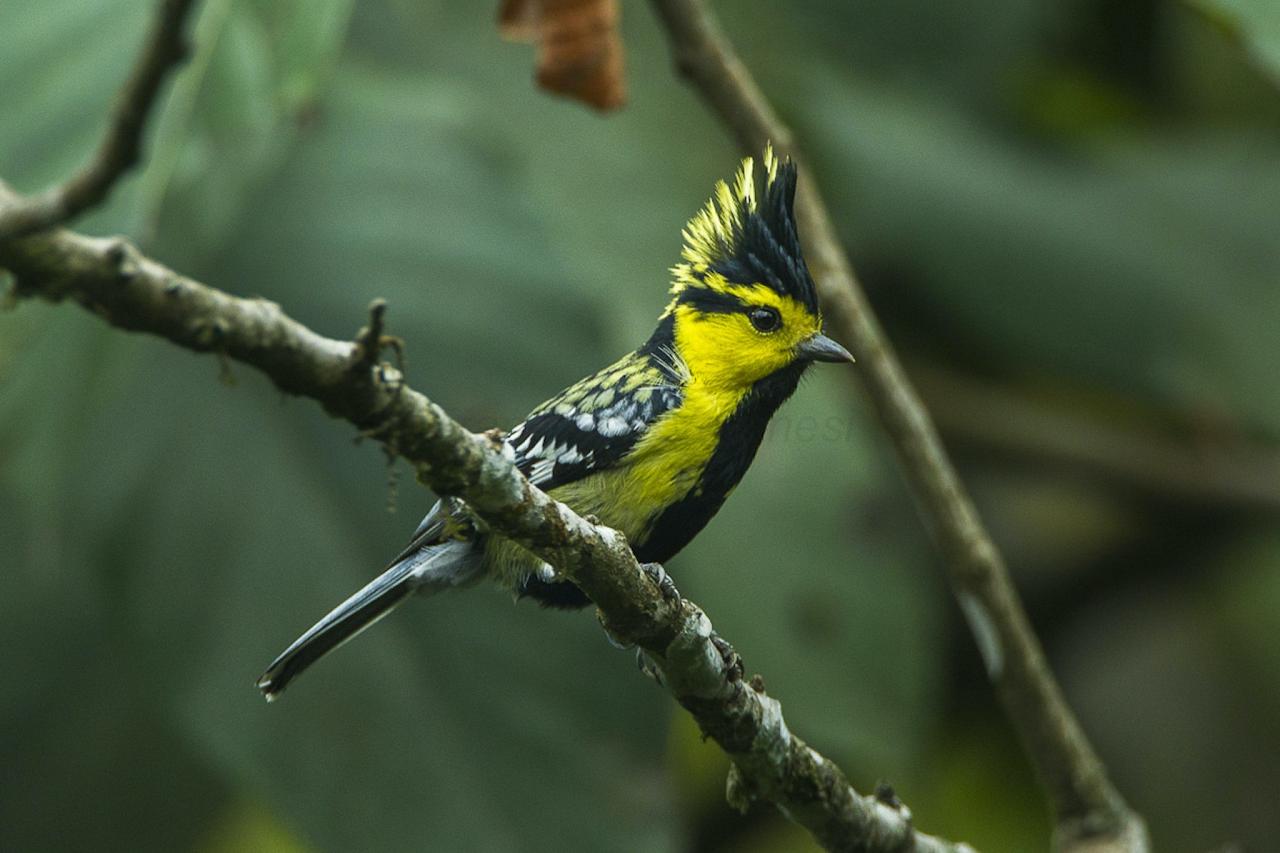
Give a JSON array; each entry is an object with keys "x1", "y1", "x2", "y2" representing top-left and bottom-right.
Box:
[{"x1": 257, "y1": 146, "x2": 853, "y2": 700}]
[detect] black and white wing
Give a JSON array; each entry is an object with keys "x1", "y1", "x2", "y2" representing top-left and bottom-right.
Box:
[
  {"x1": 506, "y1": 353, "x2": 684, "y2": 492},
  {"x1": 400, "y1": 352, "x2": 682, "y2": 554}
]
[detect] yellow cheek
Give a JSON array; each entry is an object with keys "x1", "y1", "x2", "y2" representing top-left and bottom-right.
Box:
[
  {"x1": 723, "y1": 286, "x2": 821, "y2": 345},
  {"x1": 673, "y1": 309, "x2": 791, "y2": 389}
]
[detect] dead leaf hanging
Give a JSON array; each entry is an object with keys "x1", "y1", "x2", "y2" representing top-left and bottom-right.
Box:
[{"x1": 499, "y1": 0, "x2": 626, "y2": 111}]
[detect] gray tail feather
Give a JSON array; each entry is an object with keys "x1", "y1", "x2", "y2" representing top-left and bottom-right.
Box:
[{"x1": 257, "y1": 540, "x2": 479, "y2": 701}]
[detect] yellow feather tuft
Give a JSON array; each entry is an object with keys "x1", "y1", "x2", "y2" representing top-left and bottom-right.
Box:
[
  {"x1": 763, "y1": 142, "x2": 778, "y2": 186},
  {"x1": 669, "y1": 145, "x2": 785, "y2": 301}
]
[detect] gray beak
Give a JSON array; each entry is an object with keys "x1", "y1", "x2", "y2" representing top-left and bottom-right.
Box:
[{"x1": 797, "y1": 332, "x2": 854, "y2": 364}]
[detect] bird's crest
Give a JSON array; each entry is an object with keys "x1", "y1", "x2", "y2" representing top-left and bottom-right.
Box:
[{"x1": 670, "y1": 145, "x2": 817, "y2": 313}]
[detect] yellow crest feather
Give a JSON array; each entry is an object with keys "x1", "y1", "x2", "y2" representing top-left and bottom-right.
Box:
[{"x1": 671, "y1": 144, "x2": 784, "y2": 297}]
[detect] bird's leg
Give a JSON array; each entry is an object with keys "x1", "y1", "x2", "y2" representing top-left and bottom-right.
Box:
[
  {"x1": 594, "y1": 612, "x2": 665, "y2": 684},
  {"x1": 639, "y1": 562, "x2": 681, "y2": 602},
  {"x1": 601, "y1": 563, "x2": 680, "y2": 685}
]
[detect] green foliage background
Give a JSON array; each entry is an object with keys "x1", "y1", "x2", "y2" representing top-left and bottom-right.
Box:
[{"x1": 2, "y1": 1, "x2": 1278, "y2": 851}]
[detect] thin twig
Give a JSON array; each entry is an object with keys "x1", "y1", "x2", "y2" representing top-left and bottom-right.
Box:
[
  {"x1": 646, "y1": 1, "x2": 1149, "y2": 850},
  {"x1": 0, "y1": 0, "x2": 197, "y2": 240},
  {"x1": 0, "y1": 217, "x2": 975, "y2": 853}
]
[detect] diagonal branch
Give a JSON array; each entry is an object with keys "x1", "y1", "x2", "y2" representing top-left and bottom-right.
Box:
[
  {"x1": 646, "y1": 1, "x2": 1149, "y2": 851},
  {"x1": 0, "y1": 214, "x2": 974, "y2": 853},
  {"x1": 0, "y1": 0, "x2": 197, "y2": 241}
]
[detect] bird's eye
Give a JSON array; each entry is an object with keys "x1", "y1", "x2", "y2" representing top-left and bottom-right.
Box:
[{"x1": 748, "y1": 307, "x2": 782, "y2": 333}]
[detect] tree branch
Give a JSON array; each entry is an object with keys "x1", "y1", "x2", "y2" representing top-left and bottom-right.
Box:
[
  {"x1": 0, "y1": 0, "x2": 197, "y2": 240},
  {"x1": 646, "y1": 1, "x2": 1149, "y2": 851},
  {"x1": 0, "y1": 210, "x2": 974, "y2": 853}
]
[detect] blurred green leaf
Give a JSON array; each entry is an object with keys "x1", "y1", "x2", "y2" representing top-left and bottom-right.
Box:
[
  {"x1": 0, "y1": 673, "x2": 228, "y2": 853},
  {"x1": 1214, "y1": 528, "x2": 1280, "y2": 714},
  {"x1": 912, "y1": 716, "x2": 1049, "y2": 853},
  {"x1": 1192, "y1": 0, "x2": 1280, "y2": 86},
  {"x1": 0, "y1": 0, "x2": 151, "y2": 217},
  {"x1": 0, "y1": 0, "x2": 353, "y2": 254},
  {"x1": 801, "y1": 80, "x2": 1280, "y2": 433},
  {"x1": 135, "y1": 0, "x2": 354, "y2": 255},
  {"x1": 198, "y1": 801, "x2": 311, "y2": 853},
  {"x1": 1057, "y1": 575, "x2": 1279, "y2": 851}
]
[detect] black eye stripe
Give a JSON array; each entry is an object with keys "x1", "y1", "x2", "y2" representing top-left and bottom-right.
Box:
[
  {"x1": 678, "y1": 287, "x2": 748, "y2": 315},
  {"x1": 675, "y1": 288, "x2": 796, "y2": 334}
]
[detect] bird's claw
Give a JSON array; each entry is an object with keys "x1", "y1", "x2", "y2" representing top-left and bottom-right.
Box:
[
  {"x1": 636, "y1": 648, "x2": 666, "y2": 686},
  {"x1": 874, "y1": 783, "x2": 913, "y2": 822},
  {"x1": 711, "y1": 632, "x2": 744, "y2": 682},
  {"x1": 640, "y1": 562, "x2": 681, "y2": 602}
]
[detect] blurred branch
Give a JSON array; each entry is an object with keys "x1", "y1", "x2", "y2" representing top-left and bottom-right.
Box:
[
  {"x1": 918, "y1": 365, "x2": 1280, "y2": 516},
  {"x1": 0, "y1": 210, "x2": 973, "y2": 853},
  {"x1": 646, "y1": 1, "x2": 1150, "y2": 850},
  {"x1": 0, "y1": 0, "x2": 196, "y2": 241}
]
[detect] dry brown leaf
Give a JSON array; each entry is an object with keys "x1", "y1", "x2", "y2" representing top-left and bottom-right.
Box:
[{"x1": 499, "y1": 0, "x2": 626, "y2": 111}]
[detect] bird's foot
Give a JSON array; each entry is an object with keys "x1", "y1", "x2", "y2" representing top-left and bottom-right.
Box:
[
  {"x1": 874, "y1": 783, "x2": 913, "y2": 822},
  {"x1": 640, "y1": 562, "x2": 681, "y2": 602},
  {"x1": 711, "y1": 632, "x2": 744, "y2": 682},
  {"x1": 636, "y1": 648, "x2": 666, "y2": 686}
]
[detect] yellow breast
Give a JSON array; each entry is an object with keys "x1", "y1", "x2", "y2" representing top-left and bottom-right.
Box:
[{"x1": 547, "y1": 379, "x2": 747, "y2": 543}]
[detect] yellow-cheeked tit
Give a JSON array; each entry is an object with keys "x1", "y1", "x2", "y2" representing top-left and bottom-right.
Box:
[{"x1": 258, "y1": 147, "x2": 853, "y2": 699}]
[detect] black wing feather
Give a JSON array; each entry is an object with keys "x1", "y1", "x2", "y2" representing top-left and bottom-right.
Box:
[
  {"x1": 506, "y1": 357, "x2": 684, "y2": 493},
  {"x1": 399, "y1": 354, "x2": 683, "y2": 553}
]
